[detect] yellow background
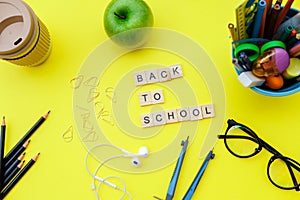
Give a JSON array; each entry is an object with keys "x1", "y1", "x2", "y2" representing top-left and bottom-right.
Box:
[{"x1": 0, "y1": 0, "x2": 300, "y2": 199}]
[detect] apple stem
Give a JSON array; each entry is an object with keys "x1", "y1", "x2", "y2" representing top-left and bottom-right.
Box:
[{"x1": 114, "y1": 12, "x2": 126, "y2": 19}]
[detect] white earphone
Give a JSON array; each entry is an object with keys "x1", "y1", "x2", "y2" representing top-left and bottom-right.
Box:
[
  {"x1": 121, "y1": 146, "x2": 149, "y2": 167},
  {"x1": 85, "y1": 144, "x2": 149, "y2": 200}
]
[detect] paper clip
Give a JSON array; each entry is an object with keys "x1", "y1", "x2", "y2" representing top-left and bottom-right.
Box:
[
  {"x1": 62, "y1": 125, "x2": 73, "y2": 143},
  {"x1": 81, "y1": 130, "x2": 98, "y2": 142},
  {"x1": 95, "y1": 102, "x2": 114, "y2": 125},
  {"x1": 83, "y1": 76, "x2": 100, "y2": 87},
  {"x1": 87, "y1": 88, "x2": 100, "y2": 103},
  {"x1": 70, "y1": 75, "x2": 84, "y2": 89},
  {"x1": 105, "y1": 87, "x2": 116, "y2": 103},
  {"x1": 75, "y1": 105, "x2": 91, "y2": 120}
]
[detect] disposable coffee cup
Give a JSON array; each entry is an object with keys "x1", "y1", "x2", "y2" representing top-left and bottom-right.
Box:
[{"x1": 0, "y1": 0, "x2": 52, "y2": 66}]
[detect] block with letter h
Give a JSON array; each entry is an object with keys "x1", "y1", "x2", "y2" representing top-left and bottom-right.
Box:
[{"x1": 140, "y1": 104, "x2": 215, "y2": 128}]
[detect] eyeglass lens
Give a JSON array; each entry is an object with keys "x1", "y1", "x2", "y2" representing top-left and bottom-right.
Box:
[
  {"x1": 268, "y1": 157, "x2": 300, "y2": 189},
  {"x1": 223, "y1": 120, "x2": 300, "y2": 190},
  {"x1": 225, "y1": 125, "x2": 259, "y2": 157}
]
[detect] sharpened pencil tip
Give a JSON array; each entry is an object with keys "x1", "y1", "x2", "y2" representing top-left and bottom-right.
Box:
[
  {"x1": 43, "y1": 111, "x2": 50, "y2": 119},
  {"x1": 23, "y1": 140, "x2": 31, "y2": 148},
  {"x1": 2, "y1": 116, "x2": 5, "y2": 126},
  {"x1": 32, "y1": 153, "x2": 40, "y2": 161}
]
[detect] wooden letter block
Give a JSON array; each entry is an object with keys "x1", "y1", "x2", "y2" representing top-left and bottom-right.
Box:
[
  {"x1": 152, "y1": 111, "x2": 166, "y2": 126},
  {"x1": 139, "y1": 91, "x2": 152, "y2": 106},
  {"x1": 151, "y1": 90, "x2": 164, "y2": 104},
  {"x1": 134, "y1": 71, "x2": 147, "y2": 86},
  {"x1": 177, "y1": 107, "x2": 190, "y2": 121},
  {"x1": 158, "y1": 68, "x2": 171, "y2": 82},
  {"x1": 165, "y1": 109, "x2": 178, "y2": 124},
  {"x1": 201, "y1": 104, "x2": 215, "y2": 118},
  {"x1": 169, "y1": 64, "x2": 183, "y2": 79},
  {"x1": 189, "y1": 106, "x2": 203, "y2": 121},
  {"x1": 140, "y1": 113, "x2": 154, "y2": 128},
  {"x1": 145, "y1": 69, "x2": 159, "y2": 84}
]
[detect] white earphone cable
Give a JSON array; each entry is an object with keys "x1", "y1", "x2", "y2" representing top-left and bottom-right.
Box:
[{"x1": 85, "y1": 143, "x2": 133, "y2": 200}]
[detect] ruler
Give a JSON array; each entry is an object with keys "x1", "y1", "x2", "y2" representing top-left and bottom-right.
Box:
[{"x1": 235, "y1": 0, "x2": 259, "y2": 40}]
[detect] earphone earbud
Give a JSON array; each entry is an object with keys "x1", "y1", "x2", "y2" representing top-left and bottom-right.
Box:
[
  {"x1": 120, "y1": 146, "x2": 149, "y2": 167},
  {"x1": 131, "y1": 157, "x2": 141, "y2": 167},
  {"x1": 121, "y1": 146, "x2": 149, "y2": 158},
  {"x1": 137, "y1": 146, "x2": 149, "y2": 158}
]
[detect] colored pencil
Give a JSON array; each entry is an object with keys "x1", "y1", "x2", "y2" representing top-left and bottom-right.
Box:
[
  {"x1": 4, "y1": 111, "x2": 49, "y2": 163},
  {"x1": 3, "y1": 160, "x2": 25, "y2": 187},
  {"x1": 4, "y1": 152, "x2": 25, "y2": 180},
  {"x1": 1, "y1": 153, "x2": 40, "y2": 198},
  {"x1": 4, "y1": 140, "x2": 30, "y2": 170},
  {"x1": 0, "y1": 117, "x2": 6, "y2": 199}
]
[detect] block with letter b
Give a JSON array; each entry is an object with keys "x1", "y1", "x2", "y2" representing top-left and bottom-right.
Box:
[{"x1": 134, "y1": 71, "x2": 147, "y2": 86}]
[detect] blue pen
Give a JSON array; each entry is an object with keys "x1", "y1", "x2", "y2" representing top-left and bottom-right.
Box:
[
  {"x1": 182, "y1": 150, "x2": 215, "y2": 200},
  {"x1": 165, "y1": 136, "x2": 189, "y2": 200}
]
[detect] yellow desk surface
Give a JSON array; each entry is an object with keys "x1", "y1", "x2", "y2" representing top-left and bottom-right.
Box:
[{"x1": 1, "y1": 0, "x2": 300, "y2": 199}]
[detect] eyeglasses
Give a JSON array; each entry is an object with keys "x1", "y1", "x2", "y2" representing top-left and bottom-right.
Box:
[{"x1": 218, "y1": 119, "x2": 300, "y2": 191}]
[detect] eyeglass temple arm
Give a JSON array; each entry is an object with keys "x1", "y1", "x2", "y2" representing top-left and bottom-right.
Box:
[
  {"x1": 285, "y1": 161, "x2": 300, "y2": 191},
  {"x1": 218, "y1": 134, "x2": 259, "y2": 143}
]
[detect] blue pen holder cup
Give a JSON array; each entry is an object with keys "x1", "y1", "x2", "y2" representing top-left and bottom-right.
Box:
[{"x1": 232, "y1": 7, "x2": 300, "y2": 97}]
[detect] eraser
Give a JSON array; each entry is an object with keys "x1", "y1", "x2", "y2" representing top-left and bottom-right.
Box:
[{"x1": 238, "y1": 71, "x2": 265, "y2": 88}]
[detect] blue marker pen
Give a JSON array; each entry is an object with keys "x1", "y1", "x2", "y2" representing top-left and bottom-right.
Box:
[{"x1": 182, "y1": 150, "x2": 215, "y2": 200}]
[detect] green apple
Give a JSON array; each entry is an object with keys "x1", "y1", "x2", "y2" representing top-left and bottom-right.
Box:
[{"x1": 103, "y1": 0, "x2": 154, "y2": 48}]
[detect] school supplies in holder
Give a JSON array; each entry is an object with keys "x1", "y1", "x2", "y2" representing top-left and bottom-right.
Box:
[{"x1": 230, "y1": 0, "x2": 300, "y2": 96}]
